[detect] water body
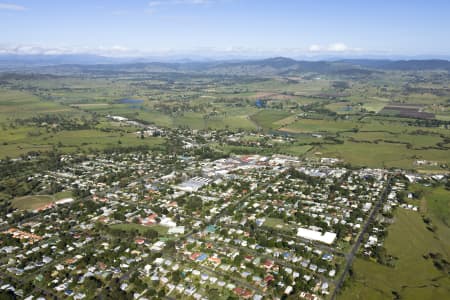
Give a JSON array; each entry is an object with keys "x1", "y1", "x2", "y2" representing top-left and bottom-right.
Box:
[{"x1": 118, "y1": 98, "x2": 144, "y2": 104}]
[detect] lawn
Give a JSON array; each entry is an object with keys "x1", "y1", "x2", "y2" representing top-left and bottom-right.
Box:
[
  {"x1": 12, "y1": 191, "x2": 73, "y2": 210},
  {"x1": 264, "y1": 217, "x2": 285, "y2": 228},
  {"x1": 110, "y1": 223, "x2": 169, "y2": 236},
  {"x1": 264, "y1": 217, "x2": 292, "y2": 231}
]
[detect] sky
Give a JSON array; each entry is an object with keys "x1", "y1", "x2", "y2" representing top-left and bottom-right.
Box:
[{"x1": 0, "y1": 0, "x2": 449, "y2": 59}]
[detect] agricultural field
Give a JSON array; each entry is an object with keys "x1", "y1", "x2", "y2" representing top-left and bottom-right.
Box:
[
  {"x1": 280, "y1": 118, "x2": 358, "y2": 133},
  {"x1": 0, "y1": 126, "x2": 165, "y2": 159},
  {"x1": 313, "y1": 141, "x2": 450, "y2": 169},
  {"x1": 250, "y1": 110, "x2": 294, "y2": 129},
  {"x1": 0, "y1": 68, "x2": 448, "y2": 172},
  {"x1": 0, "y1": 88, "x2": 75, "y2": 122},
  {"x1": 0, "y1": 60, "x2": 449, "y2": 300}
]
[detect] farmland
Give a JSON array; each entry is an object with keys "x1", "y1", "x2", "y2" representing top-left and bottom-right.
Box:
[
  {"x1": 0, "y1": 59, "x2": 449, "y2": 300},
  {"x1": 0, "y1": 67, "x2": 448, "y2": 172}
]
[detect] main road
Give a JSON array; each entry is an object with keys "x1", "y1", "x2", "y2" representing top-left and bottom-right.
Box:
[{"x1": 330, "y1": 176, "x2": 392, "y2": 300}]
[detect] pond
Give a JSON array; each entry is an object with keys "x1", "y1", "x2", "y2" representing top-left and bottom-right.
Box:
[{"x1": 117, "y1": 98, "x2": 144, "y2": 104}]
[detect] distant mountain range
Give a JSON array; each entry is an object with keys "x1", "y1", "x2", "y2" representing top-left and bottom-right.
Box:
[{"x1": 0, "y1": 54, "x2": 449, "y2": 75}]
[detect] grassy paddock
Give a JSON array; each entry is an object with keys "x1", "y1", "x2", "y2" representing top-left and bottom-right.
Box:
[
  {"x1": 339, "y1": 208, "x2": 450, "y2": 300},
  {"x1": 250, "y1": 110, "x2": 293, "y2": 129},
  {"x1": 12, "y1": 191, "x2": 72, "y2": 210},
  {"x1": 314, "y1": 141, "x2": 449, "y2": 169}
]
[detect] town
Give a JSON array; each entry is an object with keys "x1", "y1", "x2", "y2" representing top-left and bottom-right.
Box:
[{"x1": 1, "y1": 124, "x2": 444, "y2": 299}]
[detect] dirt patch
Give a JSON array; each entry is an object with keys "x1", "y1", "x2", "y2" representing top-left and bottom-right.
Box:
[{"x1": 380, "y1": 103, "x2": 435, "y2": 119}]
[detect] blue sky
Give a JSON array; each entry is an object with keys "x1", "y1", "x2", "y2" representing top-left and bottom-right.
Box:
[{"x1": 0, "y1": 0, "x2": 449, "y2": 58}]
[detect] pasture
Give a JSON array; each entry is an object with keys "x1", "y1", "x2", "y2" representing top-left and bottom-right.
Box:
[
  {"x1": 0, "y1": 89, "x2": 74, "y2": 123},
  {"x1": 281, "y1": 118, "x2": 357, "y2": 133},
  {"x1": 250, "y1": 110, "x2": 294, "y2": 130},
  {"x1": 314, "y1": 141, "x2": 450, "y2": 169},
  {"x1": 0, "y1": 127, "x2": 165, "y2": 158},
  {"x1": 339, "y1": 209, "x2": 450, "y2": 300}
]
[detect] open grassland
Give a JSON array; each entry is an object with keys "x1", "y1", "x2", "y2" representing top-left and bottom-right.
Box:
[
  {"x1": 12, "y1": 191, "x2": 72, "y2": 210},
  {"x1": 341, "y1": 131, "x2": 445, "y2": 149},
  {"x1": 210, "y1": 142, "x2": 312, "y2": 157},
  {"x1": 232, "y1": 78, "x2": 331, "y2": 96},
  {"x1": 409, "y1": 185, "x2": 450, "y2": 244},
  {"x1": 110, "y1": 223, "x2": 169, "y2": 236},
  {"x1": 276, "y1": 144, "x2": 313, "y2": 157},
  {"x1": 250, "y1": 110, "x2": 294, "y2": 129},
  {"x1": 421, "y1": 186, "x2": 450, "y2": 230},
  {"x1": 313, "y1": 141, "x2": 450, "y2": 169},
  {"x1": 0, "y1": 89, "x2": 74, "y2": 123},
  {"x1": 0, "y1": 127, "x2": 165, "y2": 158},
  {"x1": 339, "y1": 208, "x2": 450, "y2": 300},
  {"x1": 324, "y1": 102, "x2": 358, "y2": 114},
  {"x1": 172, "y1": 111, "x2": 257, "y2": 130},
  {"x1": 82, "y1": 103, "x2": 258, "y2": 130},
  {"x1": 363, "y1": 98, "x2": 390, "y2": 113},
  {"x1": 1, "y1": 74, "x2": 449, "y2": 171},
  {"x1": 281, "y1": 118, "x2": 358, "y2": 133}
]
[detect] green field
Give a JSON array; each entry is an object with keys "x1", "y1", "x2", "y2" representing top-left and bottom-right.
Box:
[
  {"x1": 313, "y1": 141, "x2": 450, "y2": 169},
  {"x1": 0, "y1": 89, "x2": 74, "y2": 122},
  {"x1": 340, "y1": 185, "x2": 450, "y2": 300},
  {"x1": 409, "y1": 185, "x2": 450, "y2": 239},
  {"x1": 250, "y1": 110, "x2": 294, "y2": 129},
  {"x1": 12, "y1": 191, "x2": 73, "y2": 210},
  {"x1": 281, "y1": 118, "x2": 358, "y2": 133},
  {"x1": 110, "y1": 223, "x2": 169, "y2": 236},
  {"x1": 0, "y1": 69, "x2": 448, "y2": 172},
  {"x1": 0, "y1": 126, "x2": 165, "y2": 158},
  {"x1": 340, "y1": 131, "x2": 446, "y2": 149},
  {"x1": 339, "y1": 209, "x2": 450, "y2": 300}
]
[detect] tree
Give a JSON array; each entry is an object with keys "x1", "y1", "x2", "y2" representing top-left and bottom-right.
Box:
[{"x1": 172, "y1": 270, "x2": 181, "y2": 284}]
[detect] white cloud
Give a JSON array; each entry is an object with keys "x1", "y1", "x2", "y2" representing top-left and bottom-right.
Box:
[
  {"x1": 307, "y1": 43, "x2": 362, "y2": 53},
  {"x1": 0, "y1": 2, "x2": 26, "y2": 11},
  {"x1": 308, "y1": 44, "x2": 322, "y2": 52},
  {"x1": 0, "y1": 43, "x2": 371, "y2": 59},
  {"x1": 327, "y1": 42, "x2": 348, "y2": 52},
  {"x1": 0, "y1": 44, "x2": 142, "y2": 57}
]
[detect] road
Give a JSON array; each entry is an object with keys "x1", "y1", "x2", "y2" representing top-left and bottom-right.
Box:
[
  {"x1": 330, "y1": 176, "x2": 392, "y2": 300},
  {"x1": 0, "y1": 270, "x2": 61, "y2": 299},
  {"x1": 221, "y1": 222, "x2": 344, "y2": 256},
  {"x1": 206, "y1": 239, "x2": 330, "y2": 283},
  {"x1": 179, "y1": 169, "x2": 287, "y2": 243}
]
